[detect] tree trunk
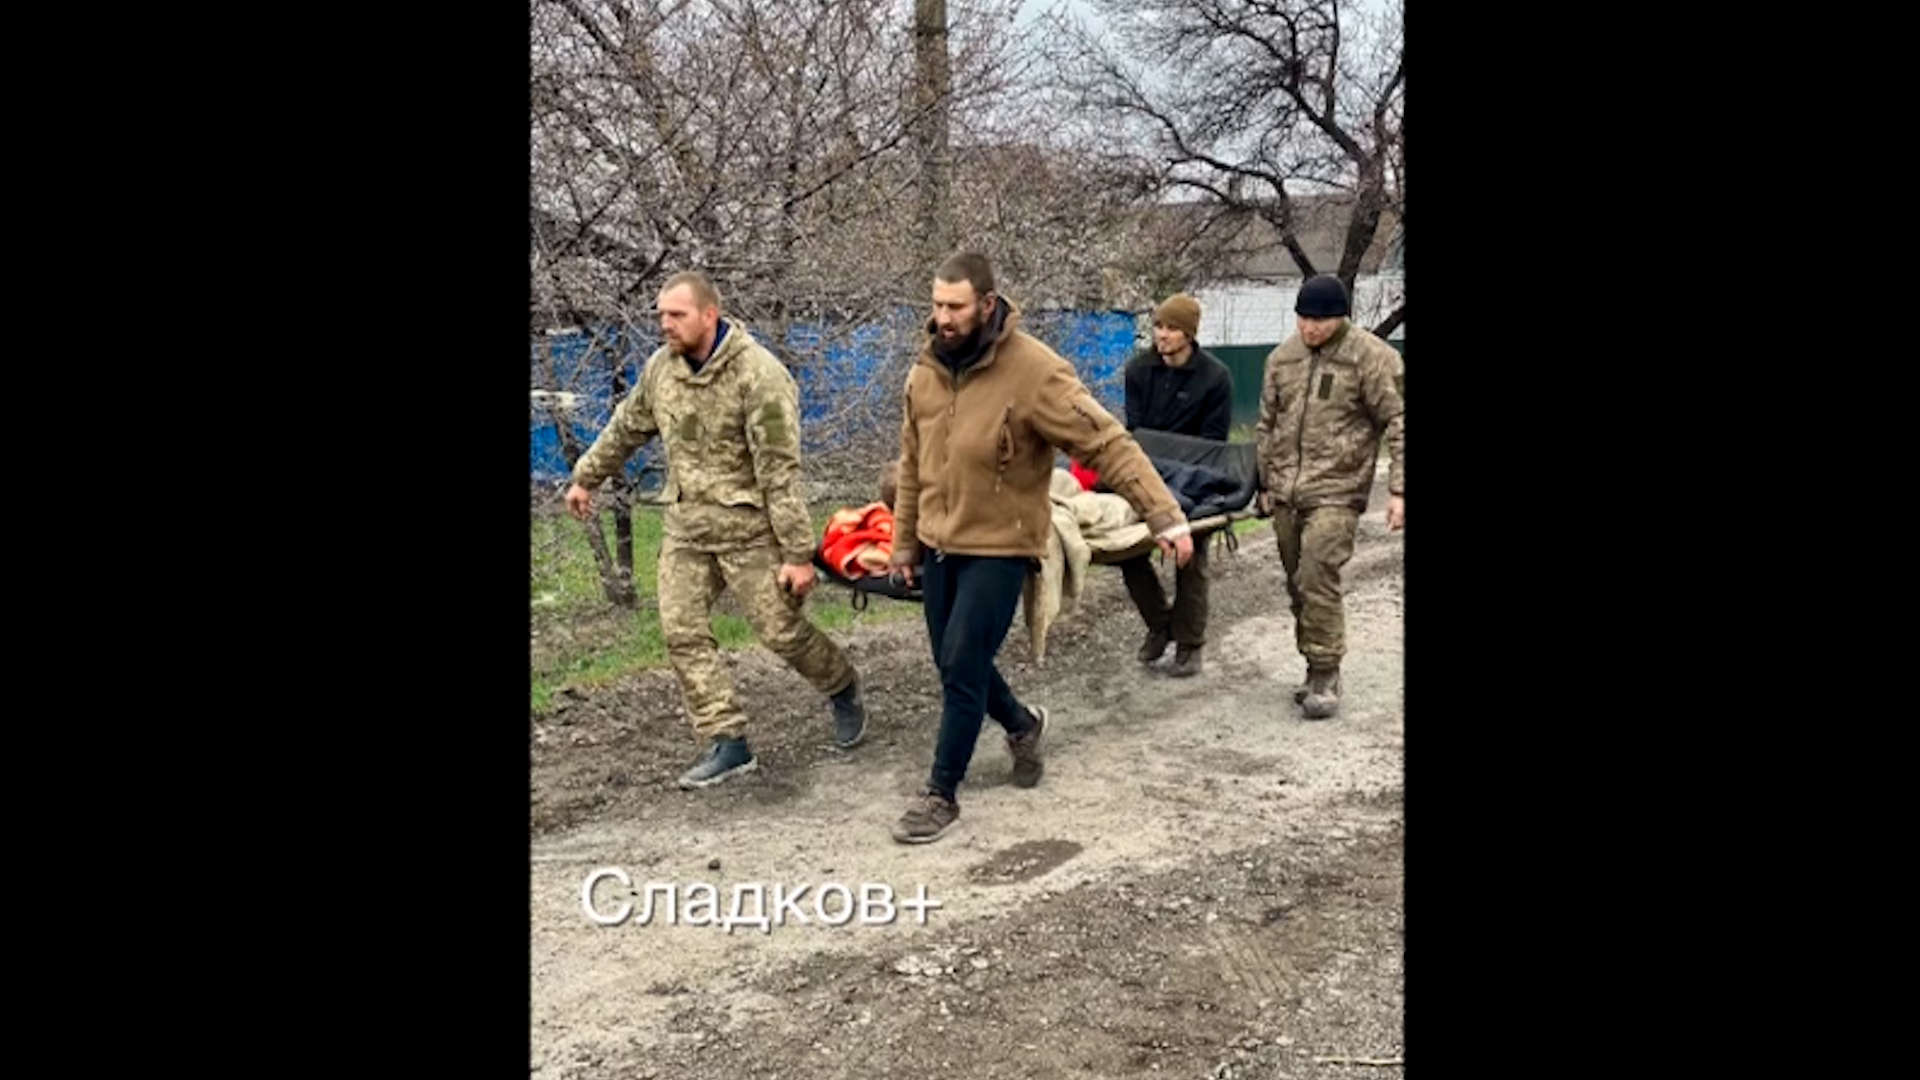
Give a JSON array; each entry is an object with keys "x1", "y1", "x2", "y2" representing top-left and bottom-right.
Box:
[
  {"x1": 576, "y1": 506, "x2": 629, "y2": 607},
  {"x1": 606, "y1": 334, "x2": 637, "y2": 601},
  {"x1": 608, "y1": 478, "x2": 635, "y2": 588},
  {"x1": 913, "y1": 0, "x2": 952, "y2": 270},
  {"x1": 541, "y1": 331, "x2": 637, "y2": 609},
  {"x1": 550, "y1": 408, "x2": 637, "y2": 608},
  {"x1": 1335, "y1": 168, "x2": 1388, "y2": 300}
]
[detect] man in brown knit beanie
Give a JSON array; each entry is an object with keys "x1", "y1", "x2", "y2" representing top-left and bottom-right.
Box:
[{"x1": 1119, "y1": 292, "x2": 1234, "y2": 676}]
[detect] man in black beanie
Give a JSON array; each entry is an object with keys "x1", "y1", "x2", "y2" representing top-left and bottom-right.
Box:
[{"x1": 1253, "y1": 274, "x2": 1405, "y2": 720}]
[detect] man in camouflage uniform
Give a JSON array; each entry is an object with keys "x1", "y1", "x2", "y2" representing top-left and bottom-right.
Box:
[
  {"x1": 566, "y1": 271, "x2": 866, "y2": 788},
  {"x1": 1254, "y1": 274, "x2": 1405, "y2": 720}
]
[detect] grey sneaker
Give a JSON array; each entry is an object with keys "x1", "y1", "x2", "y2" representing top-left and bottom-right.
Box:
[
  {"x1": 1006, "y1": 705, "x2": 1047, "y2": 788},
  {"x1": 831, "y1": 678, "x2": 867, "y2": 749},
  {"x1": 677, "y1": 737, "x2": 758, "y2": 789},
  {"x1": 891, "y1": 789, "x2": 960, "y2": 844}
]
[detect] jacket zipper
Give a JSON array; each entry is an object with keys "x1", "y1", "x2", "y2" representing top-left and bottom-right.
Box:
[
  {"x1": 929, "y1": 333, "x2": 993, "y2": 547},
  {"x1": 946, "y1": 369, "x2": 956, "y2": 536},
  {"x1": 994, "y1": 402, "x2": 1013, "y2": 493},
  {"x1": 935, "y1": 361, "x2": 956, "y2": 549},
  {"x1": 1290, "y1": 350, "x2": 1321, "y2": 506}
]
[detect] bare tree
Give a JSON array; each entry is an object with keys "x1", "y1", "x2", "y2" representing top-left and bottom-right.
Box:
[
  {"x1": 1044, "y1": 0, "x2": 1405, "y2": 334},
  {"x1": 531, "y1": 0, "x2": 1046, "y2": 495},
  {"x1": 532, "y1": 325, "x2": 639, "y2": 607},
  {"x1": 530, "y1": 0, "x2": 1029, "y2": 324},
  {"x1": 530, "y1": 0, "x2": 1232, "y2": 527}
]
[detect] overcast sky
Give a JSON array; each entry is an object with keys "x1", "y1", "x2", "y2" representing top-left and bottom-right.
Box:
[{"x1": 1017, "y1": 0, "x2": 1100, "y2": 34}]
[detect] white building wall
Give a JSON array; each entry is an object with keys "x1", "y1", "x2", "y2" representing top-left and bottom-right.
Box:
[{"x1": 1194, "y1": 271, "x2": 1405, "y2": 347}]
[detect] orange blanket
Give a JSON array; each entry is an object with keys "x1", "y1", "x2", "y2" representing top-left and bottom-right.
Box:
[{"x1": 820, "y1": 503, "x2": 895, "y2": 577}]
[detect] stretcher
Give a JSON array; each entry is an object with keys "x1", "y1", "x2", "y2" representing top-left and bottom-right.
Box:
[{"x1": 813, "y1": 429, "x2": 1267, "y2": 609}]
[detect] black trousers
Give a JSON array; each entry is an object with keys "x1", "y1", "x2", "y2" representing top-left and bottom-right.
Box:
[
  {"x1": 919, "y1": 549, "x2": 1034, "y2": 798},
  {"x1": 1118, "y1": 540, "x2": 1212, "y2": 647}
]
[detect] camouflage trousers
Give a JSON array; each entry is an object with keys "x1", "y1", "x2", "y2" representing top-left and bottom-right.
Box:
[
  {"x1": 1271, "y1": 505, "x2": 1360, "y2": 670},
  {"x1": 657, "y1": 539, "x2": 855, "y2": 741}
]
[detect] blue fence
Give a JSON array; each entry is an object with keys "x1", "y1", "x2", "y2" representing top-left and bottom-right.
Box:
[{"x1": 530, "y1": 308, "x2": 1142, "y2": 484}]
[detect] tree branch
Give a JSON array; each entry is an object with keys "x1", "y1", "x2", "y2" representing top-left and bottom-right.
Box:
[{"x1": 1371, "y1": 301, "x2": 1404, "y2": 339}]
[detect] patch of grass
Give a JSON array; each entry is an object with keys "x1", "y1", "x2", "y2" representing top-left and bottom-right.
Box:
[
  {"x1": 531, "y1": 504, "x2": 915, "y2": 713},
  {"x1": 531, "y1": 508, "x2": 666, "y2": 618},
  {"x1": 530, "y1": 623, "x2": 666, "y2": 714}
]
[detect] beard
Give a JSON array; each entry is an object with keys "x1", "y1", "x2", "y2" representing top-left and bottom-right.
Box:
[{"x1": 932, "y1": 307, "x2": 986, "y2": 357}]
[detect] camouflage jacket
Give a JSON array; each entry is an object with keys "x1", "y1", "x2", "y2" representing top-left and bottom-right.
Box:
[
  {"x1": 571, "y1": 322, "x2": 815, "y2": 563},
  {"x1": 1254, "y1": 320, "x2": 1405, "y2": 511}
]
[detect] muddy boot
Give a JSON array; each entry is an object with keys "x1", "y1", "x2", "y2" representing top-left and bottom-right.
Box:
[
  {"x1": 830, "y1": 677, "x2": 867, "y2": 749},
  {"x1": 1301, "y1": 666, "x2": 1341, "y2": 721},
  {"x1": 1137, "y1": 623, "x2": 1171, "y2": 664},
  {"x1": 891, "y1": 788, "x2": 960, "y2": 844},
  {"x1": 1169, "y1": 645, "x2": 1204, "y2": 678},
  {"x1": 1005, "y1": 705, "x2": 1048, "y2": 788},
  {"x1": 677, "y1": 736, "x2": 758, "y2": 789}
]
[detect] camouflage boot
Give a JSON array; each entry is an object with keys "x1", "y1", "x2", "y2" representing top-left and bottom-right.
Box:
[{"x1": 1301, "y1": 666, "x2": 1341, "y2": 721}]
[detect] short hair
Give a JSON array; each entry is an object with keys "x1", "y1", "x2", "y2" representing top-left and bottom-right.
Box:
[
  {"x1": 659, "y1": 270, "x2": 721, "y2": 312},
  {"x1": 934, "y1": 252, "x2": 996, "y2": 298}
]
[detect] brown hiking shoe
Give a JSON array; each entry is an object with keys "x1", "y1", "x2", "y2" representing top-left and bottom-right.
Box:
[
  {"x1": 1006, "y1": 705, "x2": 1048, "y2": 788},
  {"x1": 891, "y1": 789, "x2": 960, "y2": 844},
  {"x1": 1169, "y1": 645, "x2": 1203, "y2": 678},
  {"x1": 1302, "y1": 666, "x2": 1341, "y2": 720}
]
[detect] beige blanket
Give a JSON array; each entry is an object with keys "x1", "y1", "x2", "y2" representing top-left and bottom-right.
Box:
[{"x1": 1021, "y1": 470, "x2": 1152, "y2": 662}]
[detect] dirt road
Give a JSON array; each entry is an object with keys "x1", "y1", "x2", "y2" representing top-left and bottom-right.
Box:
[{"x1": 531, "y1": 477, "x2": 1404, "y2": 1078}]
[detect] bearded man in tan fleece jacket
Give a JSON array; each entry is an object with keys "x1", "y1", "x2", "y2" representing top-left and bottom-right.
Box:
[{"x1": 886, "y1": 252, "x2": 1193, "y2": 844}]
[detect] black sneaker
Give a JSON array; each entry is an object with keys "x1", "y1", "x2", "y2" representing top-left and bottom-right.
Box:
[
  {"x1": 891, "y1": 788, "x2": 960, "y2": 844},
  {"x1": 1137, "y1": 625, "x2": 1171, "y2": 664},
  {"x1": 831, "y1": 678, "x2": 867, "y2": 749},
  {"x1": 677, "y1": 737, "x2": 758, "y2": 789},
  {"x1": 1006, "y1": 705, "x2": 1047, "y2": 788}
]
